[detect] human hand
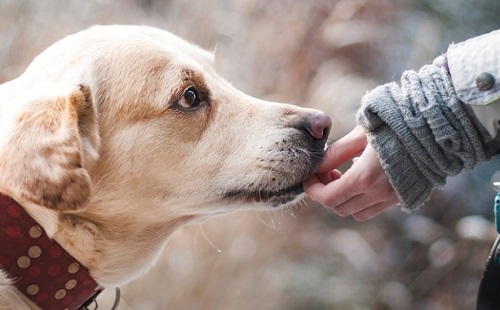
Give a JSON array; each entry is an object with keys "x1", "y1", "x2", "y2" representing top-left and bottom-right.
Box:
[{"x1": 304, "y1": 125, "x2": 400, "y2": 221}]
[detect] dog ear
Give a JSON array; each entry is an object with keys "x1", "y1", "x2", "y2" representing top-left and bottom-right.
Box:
[{"x1": 0, "y1": 84, "x2": 100, "y2": 212}]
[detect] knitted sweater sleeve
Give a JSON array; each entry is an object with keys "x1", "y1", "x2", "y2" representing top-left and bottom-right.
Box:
[{"x1": 356, "y1": 61, "x2": 490, "y2": 212}]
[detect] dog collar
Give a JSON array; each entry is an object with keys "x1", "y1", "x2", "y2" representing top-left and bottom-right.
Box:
[{"x1": 0, "y1": 193, "x2": 102, "y2": 309}]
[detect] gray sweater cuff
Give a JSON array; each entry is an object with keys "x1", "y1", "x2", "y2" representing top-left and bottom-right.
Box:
[{"x1": 357, "y1": 63, "x2": 489, "y2": 212}]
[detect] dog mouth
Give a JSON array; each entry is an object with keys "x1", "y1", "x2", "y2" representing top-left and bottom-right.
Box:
[
  {"x1": 223, "y1": 182, "x2": 304, "y2": 207},
  {"x1": 221, "y1": 137, "x2": 327, "y2": 208}
]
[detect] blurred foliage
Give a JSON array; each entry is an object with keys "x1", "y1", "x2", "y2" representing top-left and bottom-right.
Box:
[{"x1": 1, "y1": 0, "x2": 499, "y2": 309}]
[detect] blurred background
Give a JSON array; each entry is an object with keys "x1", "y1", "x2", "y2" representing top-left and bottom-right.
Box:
[{"x1": 1, "y1": 0, "x2": 500, "y2": 309}]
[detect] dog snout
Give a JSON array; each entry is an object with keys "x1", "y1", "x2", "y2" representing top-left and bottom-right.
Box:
[{"x1": 304, "y1": 112, "x2": 331, "y2": 145}]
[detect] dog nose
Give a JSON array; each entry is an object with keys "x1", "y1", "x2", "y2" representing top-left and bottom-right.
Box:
[{"x1": 306, "y1": 112, "x2": 332, "y2": 143}]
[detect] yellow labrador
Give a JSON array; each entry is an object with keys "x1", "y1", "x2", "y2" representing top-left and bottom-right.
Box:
[{"x1": 0, "y1": 25, "x2": 331, "y2": 309}]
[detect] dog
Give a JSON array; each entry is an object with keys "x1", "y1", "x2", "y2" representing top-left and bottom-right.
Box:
[{"x1": 0, "y1": 25, "x2": 331, "y2": 309}]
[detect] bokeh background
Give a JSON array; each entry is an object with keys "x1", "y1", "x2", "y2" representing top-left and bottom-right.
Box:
[{"x1": 1, "y1": 0, "x2": 500, "y2": 309}]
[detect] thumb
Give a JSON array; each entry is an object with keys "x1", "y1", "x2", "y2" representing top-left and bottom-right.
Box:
[{"x1": 316, "y1": 125, "x2": 368, "y2": 173}]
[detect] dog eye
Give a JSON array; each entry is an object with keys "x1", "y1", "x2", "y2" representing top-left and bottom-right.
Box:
[{"x1": 176, "y1": 87, "x2": 201, "y2": 110}]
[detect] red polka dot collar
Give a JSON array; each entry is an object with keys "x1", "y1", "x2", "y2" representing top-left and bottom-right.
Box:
[{"x1": 0, "y1": 193, "x2": 102, "y2": 309}]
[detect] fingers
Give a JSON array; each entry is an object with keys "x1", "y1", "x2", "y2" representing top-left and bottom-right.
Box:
[
  {"x1": 316, "y1": 125, "x2": 368, "y2": 173},
  {"x1": 306, "y1": 143, "x2": 381, "y2": 208},
  {"x1": 305, "y1": 140, "x2": 400, "y2": 221},
  {"x1": 305, "y1": 125, "x2": 400, "y2": 221},
  {"x1": 331, "y1": 185, "x2": 399, "y2": 218},
  {"x1": 316, "y1": 170, "x2": 342, "y2": 185},
  {"x1": 306, "y1": 180, "x2": 397, "y2": 221},
  {"x1": 303, "y1": 169, "x2": 342, "y2": 198},
  {"x1": 306, "y1": 176, "x2": 397, "y2": 221},
  {"x1": 351, "y1": 201, "x2": 398, "y2": 221},
  {"x1": 304, "y1": 168, "x2": 357, "y2": 209}
]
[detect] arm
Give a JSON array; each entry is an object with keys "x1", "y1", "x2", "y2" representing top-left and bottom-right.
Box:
[{"x1": 305, "y1": 29, "x2": 500, "y2": 220}]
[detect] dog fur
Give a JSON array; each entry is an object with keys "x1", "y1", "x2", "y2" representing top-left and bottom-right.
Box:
[{"x1": 0, "y1": 25, "x2": 331, "y2": 308}]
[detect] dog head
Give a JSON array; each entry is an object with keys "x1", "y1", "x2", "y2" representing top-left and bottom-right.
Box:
[
  {"x1": 0, "y1": 25, "x2": 331, "y2": 220},
  {"x1": 0, "y1": 25, "x2": 332, "y2": 287}
]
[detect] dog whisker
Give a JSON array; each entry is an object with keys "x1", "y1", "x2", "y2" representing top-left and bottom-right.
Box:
[
  {"x1": 255, "y1": 210, "x2": 282, "y2": 230},
  {"x1": 199, "y1": 223, "x2": 222, "y2": 253},
  {"x1": 286, "y1": 205, "x2": 297, "y2": 219}
]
